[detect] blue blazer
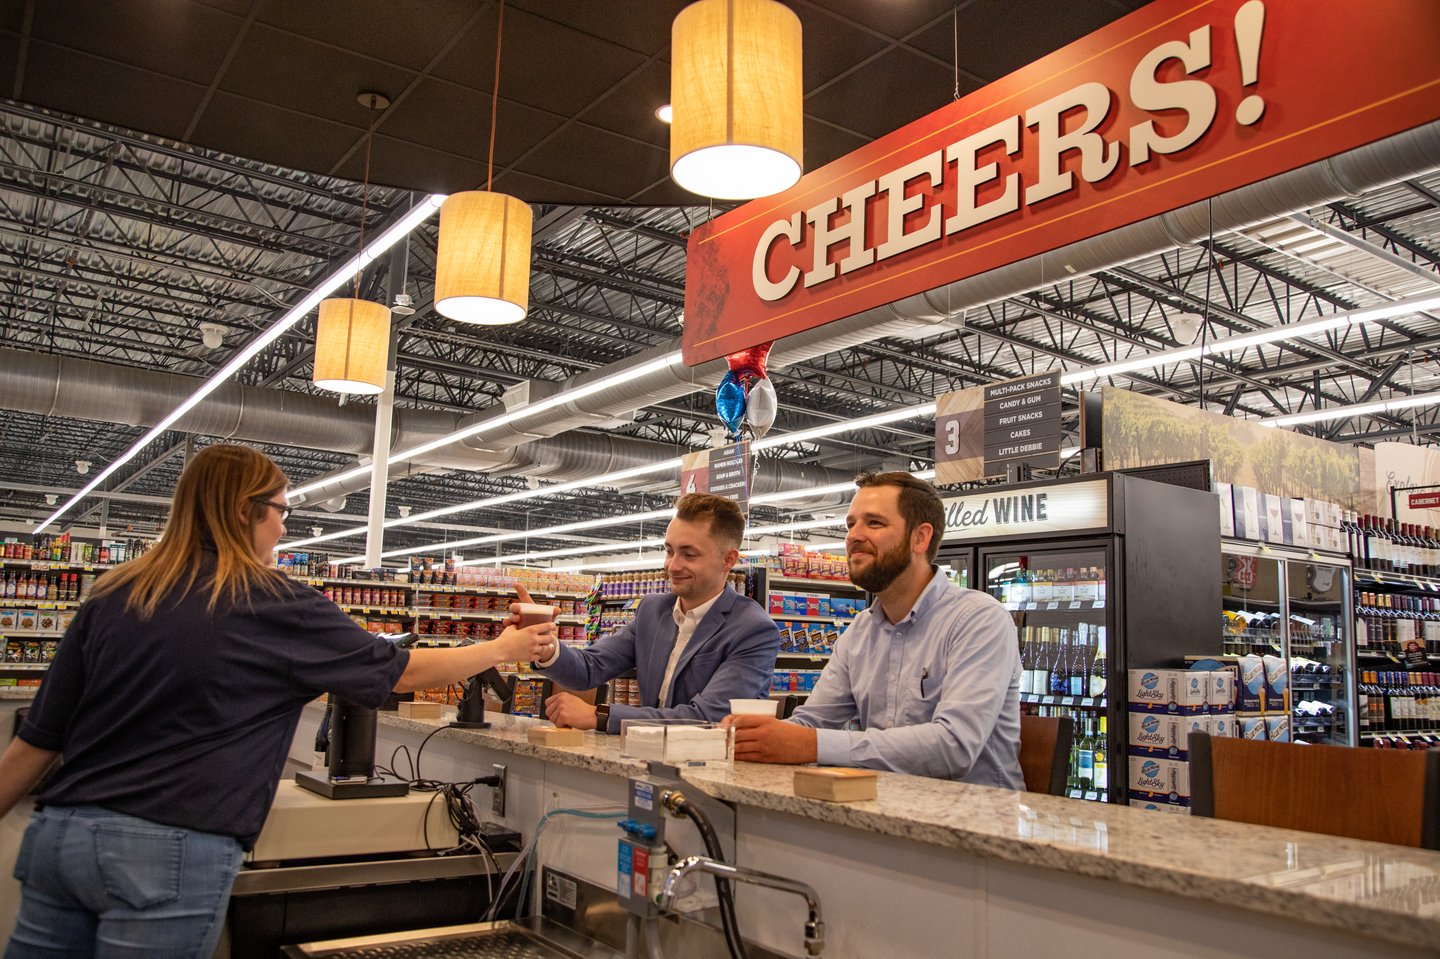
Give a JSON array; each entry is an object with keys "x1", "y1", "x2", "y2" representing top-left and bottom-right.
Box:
[{"x1": 538, "y1": 585, "x2": 780, "y2": 733}]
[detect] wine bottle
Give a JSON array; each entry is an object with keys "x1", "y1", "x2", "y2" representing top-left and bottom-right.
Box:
[{"x1": 1050, "y1": 628, "x2": 1069, "y2": 696}]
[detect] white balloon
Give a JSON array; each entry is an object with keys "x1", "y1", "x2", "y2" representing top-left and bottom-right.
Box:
[{"x1": 745, "y1": 377, "x2": 778, "y2": 437}]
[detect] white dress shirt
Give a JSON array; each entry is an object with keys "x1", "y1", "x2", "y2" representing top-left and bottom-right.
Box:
[{"x1": 657, "y1": 592, "x2": 721, "y2": 707}]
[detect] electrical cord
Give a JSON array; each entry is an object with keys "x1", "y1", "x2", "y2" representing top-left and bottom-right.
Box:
[{"x1": 665, "y1": 792, "x2": 747, "y2": 959}]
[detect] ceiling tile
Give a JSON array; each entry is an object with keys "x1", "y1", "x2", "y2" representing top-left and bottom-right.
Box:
[
  {"x1": 517, "y1": 124, "x2": 670, "y2": 203},
  {"x1": 189, "y1": 92, "x2": 360, "y2": 177},
  {"x1": 507, "y1": 0, "x2": 686, "y2": 56},
  {"x1": 377, "y1": 77, "x2": 567, "y2": 170},
  {"x1": 915, "y1": 0, "x2": 1133, "y2": 83},
  {"x1": 576, "y1": 60, "x2": 672, "y2": 151},
  {"x1": 335, "y1": 137, "x2": 488, "y2": 196},
  {"x1": 803, "y1": 46, "x2": 955, "y2": 141},
  {"x1": 808, "y1": 0, "x2": 965, "y2": 41},
  {"x1": 429, "y1": 6, "x2": 650, "y2": 119},
  {"x1": 219, "y1": 24, "x2": 418, "y2": 128},
  {"x1": 791, "y1": 4, "x2": 890, "y2": 91},
  {"x1": 30, "y1": 0, "x2": 245, "y2": 86},
  {"x1": 255, "y1": 0, "x2": 481, "y2": 73},
  {"x1": 18, "y1": 42, "x2": 204, "y2": 141}
]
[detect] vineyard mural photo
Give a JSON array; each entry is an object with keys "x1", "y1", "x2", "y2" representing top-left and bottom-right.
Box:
[{"x1": 1101, "y1": 388, "x2": 1376, "y2": 511}]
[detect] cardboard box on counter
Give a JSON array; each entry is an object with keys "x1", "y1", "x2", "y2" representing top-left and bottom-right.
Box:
[{"x1": 794, "y1": 768, "x2": 878, "y2": 802}]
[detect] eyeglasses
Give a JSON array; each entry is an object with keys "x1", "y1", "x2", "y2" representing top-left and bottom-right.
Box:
[{"x1": 252, "y1": 497, "x2": 293, "y2": 522}]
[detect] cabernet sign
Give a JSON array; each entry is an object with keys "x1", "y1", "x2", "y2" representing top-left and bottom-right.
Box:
[
  {"x1": 939, "y1": 479, "x2": 1109, "y2": 543},
  {"x1": 681, "y1": 0, "x2": 1440, "y2": 365}
]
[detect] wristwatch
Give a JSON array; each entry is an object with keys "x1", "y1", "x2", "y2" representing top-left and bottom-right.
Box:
[{"x1": 594, "y1": 703, "x2": 611, "y2": 734}]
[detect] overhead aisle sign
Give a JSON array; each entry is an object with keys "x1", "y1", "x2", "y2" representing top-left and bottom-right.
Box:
[
  {"x1": 681, "y1": 0, "x2": 1440, "y2": 365},
  {"x1": 935, "y1": 373, "x2": 1062, "y2": 483}
]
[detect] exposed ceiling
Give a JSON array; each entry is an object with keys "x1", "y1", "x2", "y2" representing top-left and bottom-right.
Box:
[{"x1": 1, "y1": 0, "x2": 1438, "y2": 566}]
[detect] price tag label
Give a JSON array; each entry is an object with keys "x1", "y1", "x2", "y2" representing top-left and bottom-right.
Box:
[
  {"x1": 1094, "y1": 600, "x2": 1105, "y2": 609},
  {"x1": 1046, "y1": 602, "x2": 1060, "y2": 611},
  {"x1": 1068, "y1": 601, "x2": 1082, "y2": 610},
  {"x1": 1081, "y1": 697, "x2": 1095, "y2": 707}
]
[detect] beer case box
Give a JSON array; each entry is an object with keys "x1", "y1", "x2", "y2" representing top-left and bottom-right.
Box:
[
  {"x1": 1216, "y1": 483, "x2": 1236, "y2": 537},
  {"x1": 1265, "y1": 714, "x2": 1291, "y2": 743},
  {"x1": 1209, "y1": 713, "x2": 1237, "y2": 738},
  {"x1": 1238, "y1": 715, "x2": 1268, "y2": 741},
  {"x1": 1305, "y1": 498, "x2": 1326, "y2": 525},
  {"x1": 1128, "y1": 756, "x2": 1191, "y2": 799},
  {"x1": 1237, "y1": 655, "x2": 1265, "y2": 712},
  {"x1": 1262, "y1": 654, "x2": 1289, "y2": 709},
  {"x1": 1128, "y1": 668, "x2": 1186, "y2": 713},
  {"x1": 1130, "y1": 714, "x2": 1220, "y2": 760},
  {"x1": 1129, "y1": 794, "x2": 1192, "y2": 814},
  {"x1": 1205, "y1": 668, "x2": 1234, "y2": 712}
]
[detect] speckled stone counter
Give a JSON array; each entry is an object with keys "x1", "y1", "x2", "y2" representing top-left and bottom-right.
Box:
[{"x1": 294, "y1": 706, "x2": 1440, "y2": 957}]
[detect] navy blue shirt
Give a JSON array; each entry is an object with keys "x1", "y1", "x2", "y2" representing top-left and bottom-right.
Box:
[{"x1": 20, "y1": 561, "x2": 409, "y2": 848}]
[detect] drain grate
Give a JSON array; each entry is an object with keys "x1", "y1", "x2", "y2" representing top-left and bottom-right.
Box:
[{"x1": 310, "y1": 931, "x2": 557, "y2": 959}]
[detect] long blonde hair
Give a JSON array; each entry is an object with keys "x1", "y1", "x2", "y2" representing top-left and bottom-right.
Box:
[{"x1": 91, "y1": 444, "x2": 288, "y2": 619}]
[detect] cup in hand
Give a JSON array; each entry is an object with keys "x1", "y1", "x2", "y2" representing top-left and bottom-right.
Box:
[
  {"x1": 729, "y1": 698, "x2": 780, "y2": 718},
  {"x1": 515, "y1": 602, "x2": 556, "y2": 628}
]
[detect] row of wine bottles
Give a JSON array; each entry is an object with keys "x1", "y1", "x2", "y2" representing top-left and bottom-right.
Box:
[
  {"x1": 1346, "y1": 514, "x2": 1440, "y2": 576},
  {"x1": 1018, "y1": 623, "x2": 1107, "y2": 698}
]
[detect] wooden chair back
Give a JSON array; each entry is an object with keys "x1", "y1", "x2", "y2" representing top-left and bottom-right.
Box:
[
  {"x1": 1019, "y1": 714, "x2": 1073, "y2": 796},
  {"x1": 1190, "y1": 732, "x2": 1440, "y2": 849}
]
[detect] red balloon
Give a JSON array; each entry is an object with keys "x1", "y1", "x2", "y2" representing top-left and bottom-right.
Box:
[{"x1": 725, "y1": 342, "x2": 773, "y2": 380}]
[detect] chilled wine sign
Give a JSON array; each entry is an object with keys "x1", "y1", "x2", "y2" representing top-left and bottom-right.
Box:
[
  {"x1": 939, "y1": 479, "x2": 1109, "y2": 542},
  {"x1": 680, "y1": 0, "x2": 1440, "y2": 365}
]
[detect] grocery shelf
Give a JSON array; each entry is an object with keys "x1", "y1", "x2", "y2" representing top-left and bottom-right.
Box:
[
  {"x1": 1020, "y1": 692, "x2": 1109, "y2": 709},
  {"x1": 1003, "y1": 600, "x2": 1106, "y2": 612},
  {"x1": 0, "y1": 631, "x2": 65, "y2": 639},
  {"x1": 335, "y1": 604, "x2": 412, "y2": 616},
  {"x1": 767, "y1": 576, "x2": 864, "y2": 591},
  {"x1": 772, "y1": 614, "x2": 855, "y2": 624},
  {"x1": 777, "y1": 652, "x2": 831, "y2": 660}
]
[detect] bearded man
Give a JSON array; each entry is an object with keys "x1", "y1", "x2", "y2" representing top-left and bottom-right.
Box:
[{"x1": 729, "y1": 472, "x2": 1024, "y2": 788}]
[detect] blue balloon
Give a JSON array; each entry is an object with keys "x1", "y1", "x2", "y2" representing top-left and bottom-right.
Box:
[{"x1": 715, "y1": 371, "x2": 747, "y2": 437}]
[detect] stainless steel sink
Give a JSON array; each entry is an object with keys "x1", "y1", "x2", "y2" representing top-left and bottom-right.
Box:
[{"x1": 280, "y1": 918, "x2": 625, "y2": 959}]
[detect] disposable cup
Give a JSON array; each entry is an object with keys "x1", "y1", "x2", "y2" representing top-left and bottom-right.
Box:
[
  {"x1": 515, "y1": 602, "x2": 556, "y2": 628},
  {"x1": 729, "y1": 698, "x2": 780, "y2": 717}
]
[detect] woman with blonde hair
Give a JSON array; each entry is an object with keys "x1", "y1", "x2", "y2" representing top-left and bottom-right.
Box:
[{"x1": 0, "y1": 444, "x2": 553, "y2": 958}]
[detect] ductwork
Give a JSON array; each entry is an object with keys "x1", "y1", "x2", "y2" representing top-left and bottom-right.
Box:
[{"x1": 2, "y1": 122, "x2": 1435, "y2": 514}]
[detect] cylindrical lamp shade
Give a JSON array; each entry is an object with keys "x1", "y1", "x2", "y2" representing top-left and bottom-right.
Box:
[
  {"x1": 434, "y1": 191, "x2": 533, "y2": 325},
  {"x1": 313, "y1": 297, "x2": 390, "y2": 395},
  {"x1": 670, "y1": 0, "x2": 803, "y2": 200}
]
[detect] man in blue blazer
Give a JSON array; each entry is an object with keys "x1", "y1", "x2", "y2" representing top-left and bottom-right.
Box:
[{"x1": 535, "y1": 493, "x2": 780, "y2": 734}]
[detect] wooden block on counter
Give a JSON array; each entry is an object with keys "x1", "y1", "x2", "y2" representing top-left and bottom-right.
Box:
[
  {"x1": 397, "y1": 701, "x2": 444, "y2": 720},
  {"x1": 794, "y1": 767, "x2": 878, "y2": 802},
  {"x1": 527, "y1": 725, "x2": 585, "y2": 747}
]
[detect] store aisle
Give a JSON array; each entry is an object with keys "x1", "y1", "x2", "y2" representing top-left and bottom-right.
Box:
[{"x1": 0, "y1": 795, "x2": 34, "y2": 945}]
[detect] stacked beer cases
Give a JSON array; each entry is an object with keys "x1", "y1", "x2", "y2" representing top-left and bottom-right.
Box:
[{"x1": 1126, "y1": 668, "x2": 1236, "y2": 814}]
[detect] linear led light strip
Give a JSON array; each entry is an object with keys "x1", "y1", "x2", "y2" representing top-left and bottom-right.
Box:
[
  {"x1": 556, "y1": 540, "x2": 850, "y2": 573},
  {"x1": 454, "y1": 515, "x2": 846, "y2": 568},
  {"x1": 1259, "y1": 390, "x2": 1440, "y2": 428},
  {"x1": 1060, "y1": 292, "x2": 1440, "y2": 386},
  {"x1": 279, "y1": 404, "x2": 936, "y2": 551},
  {"x1": 32, "y1": 194, "x2": 450, "y2": 535},
  {"x1": 326, "y1": 478, "x2": 869, "y2": 562},
  {"x1": 286, "y1": 354, "x2": 687, "y2": 502}
]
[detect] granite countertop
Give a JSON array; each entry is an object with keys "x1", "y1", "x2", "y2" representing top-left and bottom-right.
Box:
[{"x1": 367, "y1": 708, "x2": 1440, "y2": 953}]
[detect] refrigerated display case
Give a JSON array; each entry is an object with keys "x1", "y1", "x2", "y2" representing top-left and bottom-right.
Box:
[
  {"x1": 937, "y1": 471, "x2": 1221, "y2": 803},
  {"x1": 1219, "y1": 543, "x2": 1354, "y2": 746},
  {"x1": 1350, "y1": 564, "x2": 1440, "y2": 749}
]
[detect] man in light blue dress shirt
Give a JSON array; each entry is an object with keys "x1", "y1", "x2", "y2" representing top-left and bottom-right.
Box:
[{"x1": 731, "y1": 472, "x2": 1024, "y2": 788}]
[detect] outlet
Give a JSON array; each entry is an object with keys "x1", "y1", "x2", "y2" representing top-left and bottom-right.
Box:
[{"x1": 491, "y1": 763, "x2": 507, "y2": 817}]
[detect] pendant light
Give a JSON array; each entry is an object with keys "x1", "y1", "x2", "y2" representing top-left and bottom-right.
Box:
[
  {"x1": 313, "y1": 92, "x2": 390, "y2": 395},
  {"x1": 434, "y1": 0, "x2": 533, "y2": 326},
  {"x1": 670, "y1": 0, "x2": 803, "y2": 200}
]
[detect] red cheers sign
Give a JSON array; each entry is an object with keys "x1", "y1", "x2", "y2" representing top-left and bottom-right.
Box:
[{"x1": 681, "y1": 0, "x2": 1440, "y2": 366}]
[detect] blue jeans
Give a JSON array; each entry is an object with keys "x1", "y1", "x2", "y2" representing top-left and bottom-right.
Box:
[{"x1": 6, "y1": 805, "x2": 243, "y2": 959}]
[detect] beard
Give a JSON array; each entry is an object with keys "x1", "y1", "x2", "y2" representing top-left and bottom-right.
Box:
[{"x1": 848, "y1": 539, "x2": 913, "y2": 593}]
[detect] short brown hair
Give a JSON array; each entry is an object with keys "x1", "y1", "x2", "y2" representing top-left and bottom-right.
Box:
[
  {"x1": 674, "y1": 493, "x2": 745, "y2": 551},
  {"x1": 854, "y1": 471, "x2": 945, "y2": 562}
]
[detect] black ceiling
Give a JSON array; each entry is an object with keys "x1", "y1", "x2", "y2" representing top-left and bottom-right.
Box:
[{"x1": 2, "y1": 0, "x2": 1143, "y2": 204}]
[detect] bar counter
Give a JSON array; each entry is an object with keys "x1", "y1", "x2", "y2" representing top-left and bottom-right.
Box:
[{"x1": 291, "y1": 703, "x2": 1440, "y2": 958}]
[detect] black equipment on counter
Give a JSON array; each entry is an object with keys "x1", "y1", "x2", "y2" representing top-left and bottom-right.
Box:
[{"x1": 451, "y1": 667, "x2": 515, "y2": 730}]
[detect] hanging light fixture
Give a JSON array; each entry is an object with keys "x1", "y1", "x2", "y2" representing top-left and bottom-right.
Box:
[
  {"x1": 434, "y1": 0, "x2": 533, "y2": 325},
  {"x1": 314, "y1": 92, "x2": 391, "y2": 395},
  {"x1": 313, "y1": 297, "x2": 389, "y2": 394},
  {"x1": 669, "y1": 0, "x2": 803, "y2": 200}
]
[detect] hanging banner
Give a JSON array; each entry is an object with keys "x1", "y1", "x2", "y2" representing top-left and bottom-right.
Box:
[{"x1": 681, "y1": 0, "x2": 1440, "y2": 366}]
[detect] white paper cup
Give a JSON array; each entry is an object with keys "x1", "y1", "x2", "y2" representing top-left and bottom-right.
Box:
[
  {"x1": 515, "y1": 602, "x2": 556, "y2": 628},
  {"x1": 729, "y1": 698, "x2": 780, "y2": 717}
]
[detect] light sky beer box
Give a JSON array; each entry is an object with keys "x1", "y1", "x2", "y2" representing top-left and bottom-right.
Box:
[{"x1": 1128, "y1": 669, "x2": 1208, "y2": 715}]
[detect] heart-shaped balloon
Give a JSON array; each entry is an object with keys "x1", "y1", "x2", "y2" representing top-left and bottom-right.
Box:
[
  {"x1": 714, "y1": 370, "x2": 747, "y2": 437},
  {"x1": 744, "y1": 376, "x2": 778, "y2": 438},
  {"x1": 726, "y1": 342, "x2": 773, "y2": 381}
]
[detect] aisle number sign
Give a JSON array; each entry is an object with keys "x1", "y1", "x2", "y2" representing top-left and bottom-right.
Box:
[
  {"x1": 935, "y1": 373, "x2": 1062, "y2": 483},
  {"x1": 939, "y1": 479, "x2": 1109, "y2": 542},
  {"x1": 680, "y1": 442, "x2": 753, "y2": 509},
  {"x1": 681, "y1": 0, "x2": 1440, "y2": 365}
]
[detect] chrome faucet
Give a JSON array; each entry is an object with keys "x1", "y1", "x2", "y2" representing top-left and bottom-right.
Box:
[{"x1": 658, "y1": 855, "x2": 825, "y2": 956}]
